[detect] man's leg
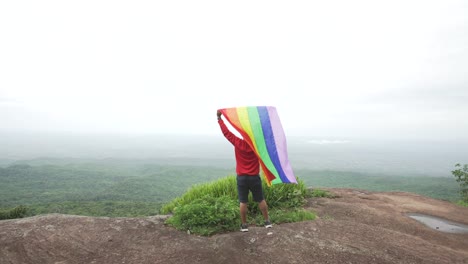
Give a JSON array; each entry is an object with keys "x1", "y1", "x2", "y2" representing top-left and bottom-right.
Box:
[
  {"x1": 240, "y1": 202, "x2": 248, "y2": 224},
  {"x1": 258, "y1": 199, "x2": 269, "y2": 221},
  {"x1": 237, "y1": 176, "x2": 250, "y2": 231},
  {"x1": 259, "y1": 199, "x2": 272, "y2": 228},
  {"x1": 250, "y1": 176, "x2": 272, "y2": 228}
]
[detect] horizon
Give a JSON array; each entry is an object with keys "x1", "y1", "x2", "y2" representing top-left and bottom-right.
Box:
[{"x1": 1, "y1": 131, "x2": 467, "y2": 178}]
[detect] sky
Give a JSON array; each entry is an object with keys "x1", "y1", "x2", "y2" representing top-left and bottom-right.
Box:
[{"x1": 1, "y1": 0, "x2": 467, "y2": 141}]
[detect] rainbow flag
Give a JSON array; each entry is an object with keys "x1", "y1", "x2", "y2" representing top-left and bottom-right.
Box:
[{"x1": 219, "y1": 106, "x2": 297, "y2": 186}]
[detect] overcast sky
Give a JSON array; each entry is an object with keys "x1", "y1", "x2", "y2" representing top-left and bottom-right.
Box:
[{"x1": 1, "y1": 0, "x2": 467, "y2": 141}]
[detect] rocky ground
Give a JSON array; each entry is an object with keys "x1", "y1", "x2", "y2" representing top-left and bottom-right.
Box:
[{"x1": 1, "y1": 188, "x2": 468, "y2": 264}]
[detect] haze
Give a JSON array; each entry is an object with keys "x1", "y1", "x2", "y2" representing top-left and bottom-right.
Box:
[
  {"x1": 1, "y1": 0, "x2": 467, "y2": 179},
  {"x1": 1, "y1": 0, "x2": 467, "y2": 141}
]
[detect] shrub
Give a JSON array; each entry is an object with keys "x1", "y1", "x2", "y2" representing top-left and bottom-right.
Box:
[
  {"x1": 162, "y1": 175, "x2": 309, "y2": 215},
  {"x1": 264, "y1": 177, "x2": 308, "y2": 207},
  {"x1": 162, "y1": 175, "x2": 313, "y2": 235},
  {"x1": 0, "y1": 205, "x2": 29, "y2": 220},
  {"x1": 266, "y1": 209, "x2": 316, "y2": 223},
  {"x1": 452, "y1": 163, "x2": 468, "y2": 203},
  {"x1": 161, "y1": 175, "x2": 237, "y2": 214},
  {"x1": 165, "y1": 195, "x2": 239, "y2": 236}
]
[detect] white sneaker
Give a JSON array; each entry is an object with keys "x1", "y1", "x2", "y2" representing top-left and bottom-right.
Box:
[{"x1": 240, "y1": 224, "x2": 249, "y2": 232}]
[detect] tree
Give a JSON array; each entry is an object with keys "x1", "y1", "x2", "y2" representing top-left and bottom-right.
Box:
[{"x1": 452, "y1": 164, "x2": 468, "y2": 202}]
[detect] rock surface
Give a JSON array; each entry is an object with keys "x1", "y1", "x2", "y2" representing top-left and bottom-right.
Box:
[{"x1": 1, "y1": 188, "x2": 468, "y2": 264}]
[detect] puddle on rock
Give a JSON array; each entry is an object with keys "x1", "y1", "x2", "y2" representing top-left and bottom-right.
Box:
[{"x1": 407, "y1": 213, "x2": 468, "y2": 234}]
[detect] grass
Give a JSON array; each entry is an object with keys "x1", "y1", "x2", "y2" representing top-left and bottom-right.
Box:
[
  {"x1": 162, "y1": 175, "x2": 316, "y2": 236},
  {"x1": 161, "y1": 175, "x2": 238, "y2": 214},
  {"x1": 310, "y1": 188, "x2": 336, "y2": 198},
  {"x1": 165, "y1": 195, "x2": 239, "y2": 236}
]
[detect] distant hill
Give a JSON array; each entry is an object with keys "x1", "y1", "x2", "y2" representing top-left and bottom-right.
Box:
[
  {"x1": 1, "y1": 131, "x2": 467, "y2": 177},
  {"x1": 0, "y1": 161, "x2": 462, "y2": 218}
]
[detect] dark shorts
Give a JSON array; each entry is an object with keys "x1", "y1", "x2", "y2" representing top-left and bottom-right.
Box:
[{"x1": 237, "y1": 175, "x2": 264, "y2": 203}]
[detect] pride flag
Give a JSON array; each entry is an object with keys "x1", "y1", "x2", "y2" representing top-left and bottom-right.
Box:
[{"x1": 219, "y1": 106, "x2": 297, "y2": 186}]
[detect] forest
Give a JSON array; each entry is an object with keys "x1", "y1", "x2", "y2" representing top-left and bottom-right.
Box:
[{"x1": 0, "y1": 158, "x2": 461, "y2": 218}]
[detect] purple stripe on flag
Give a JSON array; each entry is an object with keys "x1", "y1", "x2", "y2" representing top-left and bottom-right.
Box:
[{"x1": 266, "y1": 106, "x2": 296, "y2": 183}]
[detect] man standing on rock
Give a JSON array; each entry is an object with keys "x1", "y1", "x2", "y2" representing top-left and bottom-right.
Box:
[{"x1": 217, "y1": 110, "x2": 273, "y2": 232}]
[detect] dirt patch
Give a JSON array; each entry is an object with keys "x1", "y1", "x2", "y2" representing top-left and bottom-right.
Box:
[{"x1": 1, "y1": 188, "x2": 467, "y2": 264}]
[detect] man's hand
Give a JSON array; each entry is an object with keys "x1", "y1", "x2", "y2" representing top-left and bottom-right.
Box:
[{"x1": 217, "y1": 110, "x2": 222, "y2": 119}]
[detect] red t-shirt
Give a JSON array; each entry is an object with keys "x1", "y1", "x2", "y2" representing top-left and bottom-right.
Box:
[{"x1": 218, "y1": 119, "x2": 259, "y2": 176}]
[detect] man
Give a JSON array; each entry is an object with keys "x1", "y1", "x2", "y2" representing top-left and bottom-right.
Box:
[{"x1": 217, "y1": 110, "x2": 272, "y2": 232}]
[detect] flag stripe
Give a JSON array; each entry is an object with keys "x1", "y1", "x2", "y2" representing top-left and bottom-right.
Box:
[
  {"x1": 267, "y1": 106, "x2": 296, "y2": 183},
  {"x1": 219, "y1": 106, "x2": 296, "y2": 185},
  {"x1": 247, "y1": 106, "x2": 280, "y2": 183},
  {"x1": 258, "y1": 106, "x2": 291, "y2": 184}
]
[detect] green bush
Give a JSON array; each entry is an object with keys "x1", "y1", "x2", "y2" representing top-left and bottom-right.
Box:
[
  {"x1": 165, "y1": 196, "x2": 239, "y2": 236},
  {"x1": 161, "y1": 175, "x2": 237, "y2": 214},
  {"x1": 452, "y1": 163, "x2": 468, "y2": 203},
  {"x1": 266, "y1": 209, "x2": 316, "y2": 223},
  {"x1": 263, "y1": 177, "x2": 308, "y2": 207},
  {"x1": 162, "y1": 175, "x2": 309, "y2": 214},
  {"x1": 0, "y1": 205, "x2": 28, "y2": 220},
  {"x1": 162, "y1": 175, "x2": 313, "y2": 235}
]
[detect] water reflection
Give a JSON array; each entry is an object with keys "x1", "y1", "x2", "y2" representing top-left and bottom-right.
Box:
[{"x1": 407, "y1": 213, "x2": 468, "y2": 234}]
